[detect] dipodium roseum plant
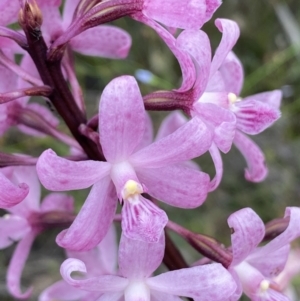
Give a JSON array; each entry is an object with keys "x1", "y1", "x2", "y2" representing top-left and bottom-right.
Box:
[{"x1": 0, "y1": 0, "x2": 299, "y2": 300}]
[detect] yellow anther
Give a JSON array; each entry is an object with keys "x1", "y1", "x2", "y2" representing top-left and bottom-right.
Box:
[
  {"x1": 123, "y1": 180, "x2": 143, "y2": 200},
  {"x1": 228, "y1": 92, "x2": 238, "y2": 104},
  {"x1": 260, "y1": 280, "x2": 270, "y2": 292}
]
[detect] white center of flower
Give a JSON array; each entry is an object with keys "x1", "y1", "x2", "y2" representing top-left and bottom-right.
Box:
[
  {"x1": 260, "y1": 279, "x2": 270, "y2": 292},
  {"x1": 228, "y1": 92, "x2": 241, "y2": 104},
  {"x1": 121, "y1": 180, "x2": 143, "y2": 204}
]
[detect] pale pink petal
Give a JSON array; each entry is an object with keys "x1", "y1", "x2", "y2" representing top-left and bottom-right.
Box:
[
  {"x1": 7, "y1": 231, "x2": 36, "y2": 299},
  {"x1": 95, "y1": 225, "x2": 118, "y2": 274},
  {"x1": 227, "y1": 268, "x2": 243, "y2": 301},
  {"x1": 62, "y1": 0, "x2": 81, "y2": 28},
  {"x1": 248, "y1": 90, "x2": 282, "y2": 109},
  {"x1": 99, "y1": 76, "x2": 145, "y2": 162},
  {"x1": 38, "y1": 0, "x2": 62, "y2": 7},
  {"x1": 0, "y1": 216, "x2": 30, "y2": 248},
  {"x1": 247, "y1": 207, "x2": 300, "y2": 273},
  {"x1": 121, "y1": 195, "x2": 168, "y2": 242},
  {"x1": 233, "y1": 131, "x2": 268, "y2": 182},
  {"x1": 234, "y1": 99, "x2": 281, "y2": 135},
  {"x1": 208, "y1": 143, "x2": 223, "y2": 191},
  {"x1": 37, "y1": 149, "x2": 111, "y2": 190},
  {"x1": 56, "y1": 178, "x2": 117, "y2": 251},
  {"x1": 136, "y1": 165, "x2": 209, "y2": 208},
  {"x1": 219, "y1": 51, "x2": 244, "y2": 95},
  {"x1": 119, "y1": 231, "x2": 165, "y2": 279},
  {"x1": 176, "y1": 29, "x2": 211, "y2": 98},
  {"x1": 156, "y1": 111, "x2": 188, "y2": 141},
  {"x1": 0, "y1": 1, "x2": 19, "y2": 25},
  {"x1": 228, "y1": 207, "x2": 265, "y2": 266},
  {"x1": 67, "y1": 225, "x2": 118, "y2": 275},
  {"x1": 0, "y1": 172, "x2": 29, "y2": 209},
  {"x1": 71, "y1": 25, "x2": 131, "y2": 59},
  {"x1": 39, "y1": 280, "x2": 89, "y2": 301},
  {"x1": 143, "y1": 0, "x2": 207, "y2": 29},
  {"x1": 40, "y1": 193, "x2": 74, "y2": 213},
  {"x1": 40, "y1": 6, "x2": 64, "y2": 44},
  {"x1": 204, "y1": 0, "x2": 222, "y2": 23},
  {"x1": 193, "y1": 102, "x2": 236, "y2": 153},
  {"x1": 151, "y1": 291, "x2": 183, "y2": 301},
  {"x1": 130, "y1": 117, "x2": 212, "y2": 168},
  {"x1": 132, "y1": 15, "x2": 196, "y2": 92},
  {"x1": 5, "y1": 166, "x2": 41, "y2": 217},
  {"x1": 135, "y1": 112, "x2": 153, "y2": 150},
  {"x1": 209, "y1": 19, "x2": 240, "y2": 78},
  {"x1": 60, "y1": 258, "x2": 128, "y2": 292},
  {"x1": 147, "y1": 263, "x2": 236, "y2": 301},
  {"x1": 247, "y1": 245, "x2": 290, "y2": 279},
  {"x1": 97, "y1": 292, "x2": 124, "y2": 301},
  {"x1": 205, "y1": 71, "x2": 226, "y2": 92}
]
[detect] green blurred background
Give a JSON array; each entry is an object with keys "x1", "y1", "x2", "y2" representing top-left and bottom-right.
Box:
[{"x1": 1, "y1": 0, "x2": 300, "y2": 299}]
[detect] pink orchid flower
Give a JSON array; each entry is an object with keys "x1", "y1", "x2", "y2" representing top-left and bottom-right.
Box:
[
  {"x1": 0, "y1": 166, "x2": 74, "y2": 299},
  {"x1": 227, "y1": 207, "x2": 300, "y2": 301},
  {"x1": 39, "y1": 225, "x2": 117, "y2": 301},
  {"x1": 60, "y1": 231, "x2": 237, "y2": 301},
  {"x1": 37, "y1": 75, "x2": 213, "y2": 250}
]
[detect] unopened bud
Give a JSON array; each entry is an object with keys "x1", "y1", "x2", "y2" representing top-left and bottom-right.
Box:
[{"x1": 19, "y1": 0, "x2": 43, "y2": 33}]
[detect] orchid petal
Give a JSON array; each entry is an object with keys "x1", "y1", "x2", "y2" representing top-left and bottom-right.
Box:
[
  {"x1": 133, "y1": 15, "x2": 196, "y2": 92},
  {"x1": 234, "y1": 99, "x2": 281, "y2": 135},
  {"x1": 121, "y1": 195, "x2": 168, "y2": 243},
  {"x1": 70, "y1": 25, "x2": 131, "y2": 59},
  {"x1": 210, "y1": 19, "x2": 240, "y2": 79},
  {"x1": 40, "y1": 6, "x2": 64, "y2": 44},
  {"x1": 204, "y1": 0, "x2": 222, "y2": 23},
  {"x1": 151, "y1": 291, "x2": 183, "y2": 301},
  {"x1": 248, "y1": 207, "x2": 300, "y2": 269},
  {"x1": 39, "y1": 280, "x2": 89, "y2": 301},
  {"x1": 99, "y1": 76, "x2": 145, "y2": 162},
  {"x1": 0, "y1": 172, "x2": 29, "y2": 209},
  {"x1": 219, "y1": 51, "x2": 244, "y2": 95},
  {"x1": 119, "y1": 231, "x2": 165, "y2": 279},
  {"x1": 135, "y1": 112, "x2": 154, "y2": 150},
  {"x1": 208, "y1": 143, "x2": 223, "y2": 191},
  {"x1": 130, "y1": 117, "x2": 212, "y2": 168},
  {"x1": 227, "y1": 268, "x2": 243, "y2": 301},
  {"x1": 247, "y1": 245, "x2": 290, "y2": 279},
  {"x1": 205, "y1": 71, "x2": 226, "y2": 92},
  {"x1": 40, "y1": 193, "x2": 74, "y2": 213},
  {"x1": 5, "y1": 167, "x2": 41, "y2": 217},
  {"x1": 60, "y1": 258, "x2": 128, "y2": 292},
  {"x1": 0, "y1": 2, "x2": 19, "y2": 26},
  {"x1": 147, "y1": 264, "x2": 236, "y2": 301},
  {"x1": 62, "y1": 0, "x2": 80, "y2": 28},
  {"x1": 0, "y1": 215, "x2": 30, "y2": 248},
  {"x1": 176, "y1": 29, "x2": 211, "y2": 98},
  {"x1": 228, "y1": 207, "x2": 265, "y2": 266},
  {"x1": 193, "y1": 102, "x2": 236, "y2": 153},
  {"x1": 143, "y1": 0, "x2": 207, "y2": 29},
  {"x1": 98, "y1": 292, "x2": 124, "y2": 301},
  {"x1": 37, "y1": 149, "x2": 111, "y2": 190},
  {"x1": 136, "y1": 165, "x2": 209, "y2": 208},
  {"x1": 7, "y1": 231, "x2": 36, "y2": 299},
  {"x1": 248, "y1": 90, "x2": 282, "y2": 109},
  {"x1": 56, "y1": 178, "x2": 117, "y2": 251},
  {"x1": 67, "y1": 225, "x2": 118, "y2": 275},
  {"x1": 233, "y1": 131, "x2": 268, "y2": 182},
  {"x1": 156, "y1": 111, "x2": 188, "y2": 141}
]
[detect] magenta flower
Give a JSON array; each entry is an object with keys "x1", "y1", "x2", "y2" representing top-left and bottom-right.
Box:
[
  {"x1": 227, "y1": 207, "x2": 300, "y2": 301},
  {"x1": 39, "y1": 225, "x2": 117, "y2": 301},
  {"x1": 0, "y1": 166, "x2": 74, "y2": 299},
  {"x1": 60, "y1": 232, "x2": 237, "y2": 301},
  {"x1": 37, "y1": 75, "x2": 212, "y2": 250}
]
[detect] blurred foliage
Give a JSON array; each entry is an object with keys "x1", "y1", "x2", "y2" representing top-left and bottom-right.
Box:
[{"x1": 1, "y1": 0, "x2": 300, "y2": 299}]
